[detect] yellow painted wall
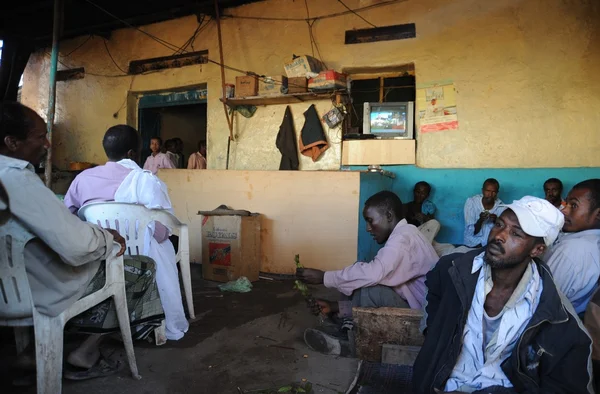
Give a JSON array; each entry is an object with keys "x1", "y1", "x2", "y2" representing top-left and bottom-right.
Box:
[
  {"x1": 159, "y1": 169, "x2": 360, "y2": 274},
  {"x1": 21, "y1": 0, "x2": 600, "y2": 169}
]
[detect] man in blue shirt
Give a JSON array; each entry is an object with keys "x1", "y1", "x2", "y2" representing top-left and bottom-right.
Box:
[{"x1": 545, "y1": 179, "x2": 600, "y2": 314}]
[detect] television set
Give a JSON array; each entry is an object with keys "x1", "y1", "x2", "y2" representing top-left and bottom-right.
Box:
[{"x1": 363, "y1": 101, "x2": 414, "y2": 139}]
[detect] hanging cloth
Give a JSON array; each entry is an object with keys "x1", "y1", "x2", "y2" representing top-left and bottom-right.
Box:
[
  {"x1": 276, "y1": 106, "x2": 299, "y2": 170},
  {"x1": 299, "y1": 104, "x2": 329, "y2": 162}
]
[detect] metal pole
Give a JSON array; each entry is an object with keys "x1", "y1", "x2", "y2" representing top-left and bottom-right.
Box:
[{"x1": 44, "y1": 0, "x2": 64, "y2": 188}]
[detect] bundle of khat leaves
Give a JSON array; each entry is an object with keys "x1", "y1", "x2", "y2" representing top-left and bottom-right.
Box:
[{"x1": 293, "y1": 254, "x2": 320, "y2": 315}]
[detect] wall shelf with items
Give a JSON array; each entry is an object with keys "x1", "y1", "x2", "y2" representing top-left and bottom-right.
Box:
[{"x1": 220, "y1": 91, "x2": 347, "y2": 107}]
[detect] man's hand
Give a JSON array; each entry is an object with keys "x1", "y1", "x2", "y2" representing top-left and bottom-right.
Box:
[
  {"x1": 488, "y1": 213, "x2": 498, "y2": 222},
  {"x1": 105, "y1": 229, "x2": 126, "y2": 257},
  {"x1": 478, "y1": 211, "x2": 490, "y2": 222},
  {"x1": 296, "y1": 268, "x2": 325, "y2": 285}
]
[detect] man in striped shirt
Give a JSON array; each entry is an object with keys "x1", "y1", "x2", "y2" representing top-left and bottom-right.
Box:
[{"x1": 463, "y1": 178, "x2": 505, "y2": 247}]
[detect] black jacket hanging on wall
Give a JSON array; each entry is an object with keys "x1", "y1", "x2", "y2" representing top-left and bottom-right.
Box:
[
  {"x1": 299, "y1": 104, "x2": 329, "y2": 162},
  {"x1": 276, "y1": 106, "x2": 299, "y2": 170}
]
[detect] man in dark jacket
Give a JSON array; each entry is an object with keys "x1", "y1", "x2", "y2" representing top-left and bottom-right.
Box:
[{"x1": 413, "y1": 196, "x2": 594, "y2": 393}]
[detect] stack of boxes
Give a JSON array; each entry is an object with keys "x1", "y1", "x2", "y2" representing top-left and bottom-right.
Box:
[{"x1": 233, "y1": 55, "x2": 347, "y2": 98}]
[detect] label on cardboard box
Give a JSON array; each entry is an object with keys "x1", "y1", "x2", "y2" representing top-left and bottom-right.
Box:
[{"x1": 308, "y1": 71, "x2": 347, "y2": 91}]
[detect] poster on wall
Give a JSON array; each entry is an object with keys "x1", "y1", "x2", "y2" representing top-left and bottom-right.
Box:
[{"x1": 416, "y1": 80, "x2": 459, "y2": 133}]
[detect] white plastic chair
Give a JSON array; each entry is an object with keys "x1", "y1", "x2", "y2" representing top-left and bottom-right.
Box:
[
  {"x1": 77, "y1": 202, "x2": 195, "y2": 332},
  {"x1": 0, "y1": 217, "x2": 141, "y2": 394}
]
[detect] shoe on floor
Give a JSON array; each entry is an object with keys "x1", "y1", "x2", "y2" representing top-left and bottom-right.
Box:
[{"x1": 304, "y1": 328, "x2": 353, "y2": 357}]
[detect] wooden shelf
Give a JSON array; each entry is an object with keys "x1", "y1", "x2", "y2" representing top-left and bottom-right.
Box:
[{"x1": 220, "y1": 91, "x2": 344, "y2": 107}]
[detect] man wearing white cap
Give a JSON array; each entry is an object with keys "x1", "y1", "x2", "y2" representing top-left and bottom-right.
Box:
[{"x1": 413, "y1": 196, "x2": 593, "y2": 393}]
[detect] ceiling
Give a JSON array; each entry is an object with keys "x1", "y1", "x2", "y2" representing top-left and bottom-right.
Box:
[{"x1": 0, "y1": 0, "x2": 264, "y2": 44}]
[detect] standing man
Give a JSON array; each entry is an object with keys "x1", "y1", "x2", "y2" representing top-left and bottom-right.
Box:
[
  {"x1": 143, "y1": 136, "x2": 174, "y2": 174},
  {"x1": 187, "y1": 140, "x2": 207, "y2": 170},
  {"x1": 543, "y1": 177, "x2": 565, "y2": 209},
  {"x1": 413, "y1": 196, "x2": 593, "y2": 393},
  {"x1": 544, "y1": 179, "x2": 600, "y2": 314},
  {"x1": 463, "y1": 178, "x2": 504, "y2": 247}
]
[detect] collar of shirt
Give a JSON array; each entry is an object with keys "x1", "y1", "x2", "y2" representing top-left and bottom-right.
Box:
[
  {"x1": 555, "y1": 229, "x2": 600, "y2": 244},
  {"x1": 0, "y1": 154, "x2": 34, "y2": 172}
]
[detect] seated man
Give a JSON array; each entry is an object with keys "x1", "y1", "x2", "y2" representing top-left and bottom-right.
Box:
[
  {"x1": 297, "y1": 191, "x2": 439, "y2": 356},
  {"x1": 402, "y1": 181, "x2": 436, "y2": 227},
  {"x1": 64, "y1": 125, "x2": 189, "y2": 341},
  {"x1": 543, "y1": 177, "x2": 565, "y2": 209},
  {"x1": 544, "y1": 179, "x2": 600, "y2": 314},
  {"x1": 0, "y1": 101, "x2": 162, "y2": 379},
  {"x1": 463, "y1": 178, "x2": 504, "y2": 247},
  {"x1": 143, "y1": 136, "x2": 174, "y2": 174},
  {"x1": 413, "y1": 196, "x2": 593, "y2": 393}
]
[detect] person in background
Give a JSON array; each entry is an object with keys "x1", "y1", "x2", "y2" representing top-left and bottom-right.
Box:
[
  {"x1": 174, "y1": 137, "x2": 185, "y2": 168},
  {"x1": 463, "y1": 178, "x2": 504, "y2": 247},
  {"x1": 143, "y1": 136, "x2": 174, "y2": 175},
  {"x1": 296, "y1": 191, "x2": 439, "y2": 357},
  {"x1": 544, "y1": 179, "x2": 600, "y2": 315},
  {"x1": 65, "y1": 125, "x2": 189, "y2": 342},
  {"x1": 543, "y1": 177, "x2": 565, "y2": 209},
  {"x1": 0, "y1": 102, "x2": 160, "y2": 380},
  {"x1": 188, "y1": 140, "x2": 207, "y2": 170},
  {"x1": 413, "y1": 196, "x2": 593, "y2": 393},
  {"x1": 402, "y1": 181, "x2": 436, "y2": 227},
  {"x1": 164, "y1": 139, "x2": 179, "y2": 168}
]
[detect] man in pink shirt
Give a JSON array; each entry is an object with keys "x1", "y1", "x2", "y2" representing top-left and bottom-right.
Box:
[
  {"x1": 297, "y1": 191, "x2": 438, "y2": 356},
  {"x1": 187, "y1": 140, "x2": 207, "y2": 169},
  {"x1": 65, "y1": 125, "x2": 189, "y2": 342},
  {"x1": 143, "y1": 137, "x2": 174, "y2": 174}
]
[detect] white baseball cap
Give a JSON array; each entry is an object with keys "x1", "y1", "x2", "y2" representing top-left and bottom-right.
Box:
[{"x1": 500, "y1": 196, "x2": 564, "y2": 246}]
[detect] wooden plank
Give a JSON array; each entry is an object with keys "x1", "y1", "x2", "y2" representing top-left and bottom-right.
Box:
[
  {"x1": 354, "y1": 307, "x2": 424, "y2": 362},
  {"x1": 342, "y1": 139, "x2": 416, "y2": 165},
  {"x1": 345, "y1": 24, "x2": 416, "y2": 45},
  {"x1": 128, "y1": 50, "x2": 208, "y2": 75},
  {"x1": 220, "y1": 92, "x2": 339, "y2": 107}
]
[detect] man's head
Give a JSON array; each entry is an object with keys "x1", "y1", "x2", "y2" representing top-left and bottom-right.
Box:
[
  {"x1": 102, "y1": 125, "x2": 142, "y2": 162},
  {"x1": 431, "y1": 98, "x2": 437, "y2": 105},
  {"x1": 543, "y1": 178, "x2": 563, "y2": 207},
  {"x1": 363, "y1": 191, "x2": 403, "y2": 245},
  {"x1": 0, "y1": 101, "x2": 49, "y2": 166},
  {"x1": 481, "y1": 178, "x2": 500, "y2": 205},
  {"x1": 174, "y1": 138, "x2": 183, "y2": 153},
  {"x1": 485, "y1": 196, "x2": 564, "y2": 269},
  {"x1": 413, "y1": 181, "x2": 431, "y2": 204},
  {"x1": 150, "y1": 137, "x2": 162, "y2": 154},
  {"x1": 198, "y1": 140, "x2": 207, "y2": 156},
  {"x1": 562, "y1": 179, "x2": 600, "y2": 233},
  {"x1": 165, "y1": 139, "x2": 176, "y2": 153}
]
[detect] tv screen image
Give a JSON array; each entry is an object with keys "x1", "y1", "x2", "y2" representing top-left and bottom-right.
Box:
[{"x1": 370, "y1": 107, "x2": 407, "y2": 134}]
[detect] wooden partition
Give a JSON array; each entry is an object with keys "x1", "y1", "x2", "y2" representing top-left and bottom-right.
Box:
[{"x1": 159, "y1": 169, "x2": 361, "y2": 274}]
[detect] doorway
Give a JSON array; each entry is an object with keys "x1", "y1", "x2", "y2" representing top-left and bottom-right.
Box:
[{"x1": 137, "y1": 87, "x2": 207, "y2": 167}]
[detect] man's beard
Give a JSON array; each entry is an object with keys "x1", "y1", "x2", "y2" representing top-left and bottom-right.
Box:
[{"x1": 483, "y1": 241, "x2": 525, "y2": 269}]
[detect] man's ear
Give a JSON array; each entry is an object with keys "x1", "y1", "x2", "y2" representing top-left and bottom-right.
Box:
[
  {"x1": 126, "y1": 149, "x2": 136, "y2": 160},
  {"x1": 593, "y1": 207, "x2": 600, "y2": 227},
  {"x1": 530, "y1": 242, "x2": 546, "y2": 259},
  {"x1": 3, "y1": 135, "x2": 19, "y2": 152},
  {"x1": 386, "y1": 209, "x2": 394, "y2": 222}
]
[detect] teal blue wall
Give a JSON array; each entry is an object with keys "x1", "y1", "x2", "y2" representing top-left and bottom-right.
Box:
[{"x1": 354, "y1": 165, "x2": 600, "y2": 260}]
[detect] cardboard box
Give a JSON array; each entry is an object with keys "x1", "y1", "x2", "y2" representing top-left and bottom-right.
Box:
[
  {"x1": 284, "y1": 55, "x2": 325, "y2": 78},
  {"x1": 235, "y1": 76, "x2": 258, "y2": 97},
  {"x1": 258, "y1": 75, "x2": 287, "y2": 96},
  {"x1": 287, "y1": 77, "x2": 308, "y2": 93},
  {"x1": 201, "y1": 214, "x2": 261, "y2": 282},
  {"x1": 308, "y1": 70, "x2": 347, "y2": 91}
]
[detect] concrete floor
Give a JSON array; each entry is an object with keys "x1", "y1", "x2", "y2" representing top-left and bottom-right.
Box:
[{"x1": 0, "y1": 274, "x2": 358, "y2": 394}]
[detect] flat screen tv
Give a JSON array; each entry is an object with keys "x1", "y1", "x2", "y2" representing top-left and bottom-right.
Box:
[{"x1": 363, "y1": 101, "x2": 414, "y2": 139}]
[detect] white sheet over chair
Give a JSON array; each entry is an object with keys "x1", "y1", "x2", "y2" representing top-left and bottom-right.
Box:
[{"x1": 114, "y1": 159, "x2": 189, "y2": 341}]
